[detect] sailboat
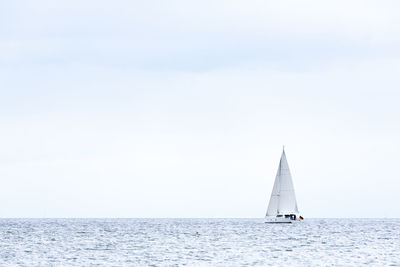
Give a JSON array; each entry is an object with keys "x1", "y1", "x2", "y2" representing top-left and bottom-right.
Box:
[{"x1": 265, "y1": 147, "x2": 303, "y2": 223}]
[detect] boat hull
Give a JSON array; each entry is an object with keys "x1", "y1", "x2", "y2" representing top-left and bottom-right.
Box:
[{"x1": 264, "y1": 217, "x2": 299, "y2": 223}]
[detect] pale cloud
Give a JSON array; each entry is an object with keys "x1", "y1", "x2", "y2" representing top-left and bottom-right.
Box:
[
  {"x1": 2, "y1": 1, "x2": 400, "y2": 39},
  {"x1": 2, "y1": 0, "x2": 400, "y2": 72}
]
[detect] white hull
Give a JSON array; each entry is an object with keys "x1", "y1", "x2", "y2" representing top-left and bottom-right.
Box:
[{"x1": 264, "y1": 217, "x2": 299, "y2": 223}]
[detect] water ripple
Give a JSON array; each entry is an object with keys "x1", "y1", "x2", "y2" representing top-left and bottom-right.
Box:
[{"x1": 0, "y1": 218, "x2": 399, "y2": 266}]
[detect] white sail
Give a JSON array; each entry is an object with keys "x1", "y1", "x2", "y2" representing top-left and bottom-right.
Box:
[
  {"x1": 266, "y1": 148, "x2": 299, "y2": 217},
  {"x1": 266, "y1": 166, "x2": 280, "y2": 216}
]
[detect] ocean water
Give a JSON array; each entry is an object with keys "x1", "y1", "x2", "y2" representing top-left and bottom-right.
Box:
[{"x1": 0, "y1": 219, "x2": 399, "y2": 266}]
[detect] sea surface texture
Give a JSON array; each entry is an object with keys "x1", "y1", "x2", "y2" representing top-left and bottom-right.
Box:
[{"x1": 0, "y1": 218, "x2": 399, "y2": 266}]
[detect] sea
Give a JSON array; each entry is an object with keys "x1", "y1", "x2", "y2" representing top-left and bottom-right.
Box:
[{"x1": 0, "y1": 218, "x2": 399, "y2": 266}]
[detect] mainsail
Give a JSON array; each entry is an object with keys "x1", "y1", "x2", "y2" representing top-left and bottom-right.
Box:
[{"x1": 266, "y1": 148, "x2": 299, "y2": 217}]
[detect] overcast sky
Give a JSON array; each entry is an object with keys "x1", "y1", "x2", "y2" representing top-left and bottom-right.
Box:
[{"x1": 1, "y1": 0, "x2": 400, "y2": 218}]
